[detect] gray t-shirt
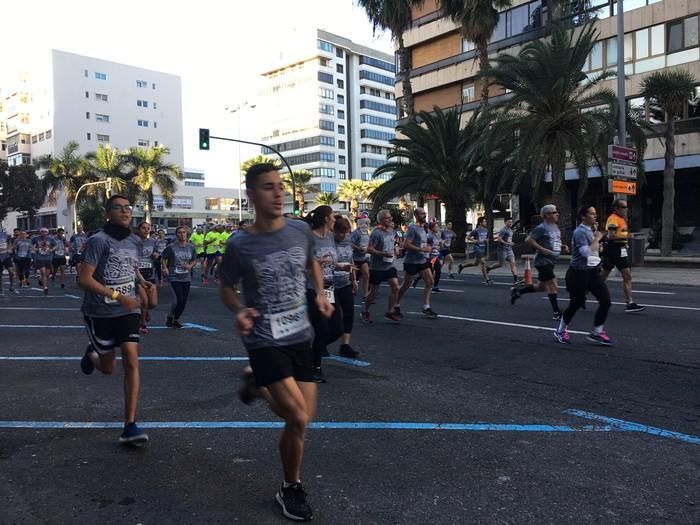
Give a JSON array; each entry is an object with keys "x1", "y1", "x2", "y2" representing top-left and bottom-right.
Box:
[
  {"x1": 333, "y1": 236, "x2": 353, "y2": 289},
  {"x1": 529, "y1": 222, "x2": 562, "y2": 267},
  {"x1": 404, "y1": 224, "x2": 428, "y2": 264},
  {"x1": 219, "y1": 219, "x2": 315, "y2": 350},
  {"x1": 53, "y1": 237, "x2": 67, "y2": 257},
  {"x1": 570, "y1": 224, "x2": 596, "y2": 270},
  {"x1": 70, "y1": 233, "x2": 88, "y2": 254},
  {"x1": 497, "y1": 226, "x2": 514, "y2": 256},
  {"x1": 469, "y1": 226, "x2": 489, "y2": 253},
  {"x1": 33, "y1": 236, "x2": 55, "y2": 261},
  {"x1": 14, "y1": 239, "x2": 32, "y2": 258},
  {"x1": 312, "y1": 230, "x2": 336, "y2": 287},
  {"x1": 138, "y1": 237, "x2": 157, "y2": 277},
  {"x1": 368, "y1": 227, "x2": 396, "y2": 271},
  {"x1": 81, "y1": 231, "x2": 142, "y2": 318},
  {"x1": 0, "y1": 232, "x2": 10, "y2": 258},
  {"x1": 350, "y1": 228, "x2": 370, "y2": 261},
  {"x1": 441, "y1": 229, "x2": 456, "y2": 250},
  {"x1": 162, "y1": 242, "x2": 197, "y2": 282},
  {"x1": 427, "y1": 232, "x2": 441, "y2": 257}
]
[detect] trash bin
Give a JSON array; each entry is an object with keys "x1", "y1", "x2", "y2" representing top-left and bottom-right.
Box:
[{"x1": 629, "y1": 233, "x2": 646, "y2": 266}]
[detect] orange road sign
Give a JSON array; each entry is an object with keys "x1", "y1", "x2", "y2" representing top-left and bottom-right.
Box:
[{"x1": 609, "y1": 179, "x2": 637, "y2": 195}]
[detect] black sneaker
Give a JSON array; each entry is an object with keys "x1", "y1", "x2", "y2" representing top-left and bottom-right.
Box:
[
  {"x1": 80, "y1": 345, "x2": 96, "y2": 375},
  {"x1": 119, "y1": 422, "x2": 149, "y2": 445},
  {"x1": 625, "y1": 303, "x2": 646, "y2": 313},
  {"x1": 552, "y1": 311, "x2": 562, "y2": 320},
  {"x1": 457, "y1": 264, "x2": 464, "y2": 274},
  {"x1": 422, "y1": 307, "x2": 438, "y2": 318},
  {"x1": 238, "y1": 366, "x2": 258, "y2": 405},
  {"x1": 412, "y1": 278, "x2": 419, "y2": 288},
  {"x1": 339, "y1": 344, "x2": 359, "y2": 358},
  {"x1": 384, "y1": 311, "x2": 401, "y2": 323},
  {"x1": 165, "y1": 316, "x2": 174, "y2": 327},
  {"x1": 172, "y1": 320, "x2": 183, "y2": 329},
  {"x1": 276, "y1": 483, "x2": 313, "y2": 521},
  {"x1": 312, "y1": 367, "x2": 326, "y2": 383},
  {"x1": 510, "y1": 286, "x2": 521, "y2": 305},
  {"x1": 393, "y1": 306, "x2": 402, "y2": 318}
]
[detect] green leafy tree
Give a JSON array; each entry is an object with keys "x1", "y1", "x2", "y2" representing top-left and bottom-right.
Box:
[
  {"x1": 441, "y1": 0, "x2": 513, "y2": 106},
  {"x1": 640, "y1": 69, "x2": 697, "y2": 256},
  {"x1": 78, "y1": 199, "x2": 108, "y2": 232},
  {"x1": 281, "y1": 169, "x2": 313, "y2": 216},
  {"x1": 0, "y1": 163, "x2": 46, "y2": 221},
  {"x1": 240, "y1": 155, "x2": 280, "y2": 183},
  {"x1": 339, "y1": 180, "x2": 374, "y2": 218},
  {"x1": 315, "y1": 192, "x2": 340, "y2": 206},
  {"x1": 85, "y1": 144, "x2": 129, "y2": 198},
  {"x1": 123, "y1": 145, "x2": 183, "y2": 223}
]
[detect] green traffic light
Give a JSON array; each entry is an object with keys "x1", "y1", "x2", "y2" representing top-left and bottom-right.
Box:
[{"x1": 199, "y1": 128, "x2": 210, "y2": 150}]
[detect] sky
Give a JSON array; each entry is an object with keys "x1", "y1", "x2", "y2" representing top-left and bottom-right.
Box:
[{"x1": 3, "y1": 0, "x2": 393, "y2": 188}]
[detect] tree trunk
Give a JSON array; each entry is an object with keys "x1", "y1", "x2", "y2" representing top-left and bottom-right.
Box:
[
  {"x1": 297, "y1": 190, "x2": 305, "y2": 216},
  {"x1": 398, "y1": 34, "x2": 414, "y2": 119},
  {"x1": 485, "y1": 196, "x2": 496, "y2": 260},
  {"x1": 145, "y1": 190, "x2": 153, "y2": 224},
  {"x1": 351, "y1": 198, "x2": 358, "y2": 218},
  {"x1": 444, "y1": 199, "x2": 467, "y2": 255},
  {"x1": 478, "y1": 41, "x2": 490, "y2": 107},
  {"x1": 661, "y1": 114, "x2": 675, "y2": 257},
  {"x1": 551, "y1": 184, "x2": 573, "y2": 244}
]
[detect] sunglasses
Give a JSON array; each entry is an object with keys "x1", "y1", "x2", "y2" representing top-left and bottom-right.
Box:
[{"x1": 110, "y1": 205, "x2": 133, "y2": 212}]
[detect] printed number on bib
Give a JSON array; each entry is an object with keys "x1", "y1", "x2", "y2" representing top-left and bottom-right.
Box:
[
  {"x1": 269, "y1": 304, "x2": 310, "y2": 340},
  {"x1": 175, "y1": 264, "x2": 188, "y2": 274},
  {"x1": 104, "y1": 282, "x2": 135, "y2": 304},
  {"x1": 620, "y1": 248, "x2": 628, "y2": 258},
  {"x1": 139, "y1": 261, "x2": 153, "y2": 269},
  {"x1": 552, "y1": 240, "x2": 562, "y2": 252},
  {"x1": 323, "y1": 287, "x2": 335, "y2": 304}
]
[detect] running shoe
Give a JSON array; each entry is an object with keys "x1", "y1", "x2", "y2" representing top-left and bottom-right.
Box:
[
  {"x1": 393, "y1": 306, "x2": 402, "y2": 318},
  {"x1": 43, "y1": 287, "x2": 49, "y2": 295},
  {"x1": 384, "y1": 311, "x2": 401, "y2": 323},
  {"x1": 457, "y1": 264, "x2": 464, "y2": 274},
  {"x1": 119, "y1": 422, "x2": 149, "y2": 445},
  {"x1": 165, "y1": 316, "x2": 174, "y2": 328},
  {"x1": 139, "y1": 324, "x2": 148, "y2": 335},
  {"x1": 172, "y1": 320, "x2": 183, "y2": 329},
  {"x1": 432, "y1": 287, "x2": 441, "y2": 293},
  {"x1": 513, "y1": 275, "x2": 520, "y2": 283},
  {"x1": 60, "y1": 283, "x2": 65, "y2": 289},
  {"x1": 238, "y1": 366, "x2": 258, "y2": 405},
  {"x1": 312, "y1": 367, "x2": 326, "y2": 383},
  {"x1": 448, "y1": 273, "x2": 455, "y2": 279},
  {"x1": 552, "y1": 311, "x2": 562, "y2": 321},
  {"x1": 625, "y1": 303, "x2": 646, "y2": 313},
  {"x1": 360, "y1": 310, "x2": 372, "y2": 324},
  {"x1": 80, "y1": 345, "x2": 97, "y2": 375},
  {"x1": 484, "y1": 279, "x2": 493, "y2": 285},
  {"x1": 412, "y1": 278, "x2": 419, "y2": 288},
  {"x1": 339, "y1": 344, "x2": 359, "y2": 358},
  {"x1": 510, "y1": 286, "x2": 521, "y2": 305},
  {"x1": 10, "y1": 288, "x2": 19, "y2": 296},
  {"x1": 276, "y1": 482, "x2": 313, "y2": 522},
  {"x1": 587, "y1": 330, "x2": 613, "y2": 346},
  {"x1": 202, "y1": 278, "x2": 209, "y2": 285},
  {"x1": 422, "y1": 307, "x2": 438, "y2": 318},
  {"x1": 553, "y1": 330, "x2": 571, "y2": 344}
]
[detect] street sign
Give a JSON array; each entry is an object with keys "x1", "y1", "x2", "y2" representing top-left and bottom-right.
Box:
[
  {"x1": 608, "y1": 144, "x2": 638, "y2": 164},
  {"x1": 608, "y1": 179, "x2": 637, "y2": 195},
  {"x1": 608, "y1": 162, "x2": 638, "y2": 180}
]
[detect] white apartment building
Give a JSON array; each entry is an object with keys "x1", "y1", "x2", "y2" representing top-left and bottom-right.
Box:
[
  {"x1": 2, "y1": 49, "x2": 184, "y2": 234},
  {"x1": 257, "y1": 29, "x2": 396, "y2": 211}
]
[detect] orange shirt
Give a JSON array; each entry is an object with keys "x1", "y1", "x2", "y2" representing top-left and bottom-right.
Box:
[{"x1": 605, "y1": 213, "x2": 628, "y2": 245}]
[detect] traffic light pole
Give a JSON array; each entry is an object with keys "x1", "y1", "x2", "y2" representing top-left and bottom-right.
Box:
[{"x1": 207, "y1": 134, "x2": 297, "y2": 214}]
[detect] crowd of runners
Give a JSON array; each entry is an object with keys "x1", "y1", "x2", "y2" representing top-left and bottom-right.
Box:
[{"x1": 0, "y1": 163, "x2": 649, "y2": 522}]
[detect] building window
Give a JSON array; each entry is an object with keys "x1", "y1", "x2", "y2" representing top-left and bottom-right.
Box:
[
  {"x1": 95, "y1": 93, "x2": 108, "y2": 102},
  {"x1": 360, "y1": 114, "x2": 395, "y2": 127},
  {"x1": 86, "y1": 132, "x2": 91, "y2": 140},
  {"x1": 31, "y1": 135, "x2": 37, "y2": 144},
  {"x1": 359, "y1": 55, "x2": 396, "y2": 72},
  {"x1": 318, "y1": 40, "x2": 333, "y2": 53},
  {"x1": 154, "y1": 141, "x2": 159, "y2": 146},
  {"x1": 338, "y1": 125, "x2": 345, "y2": 135},
  {"x1": 95, "y1": 72, "x2": 107, "y2": 80},
  {"x1": 136, "y1": 80, "x2": 147, "y2": 88},
  {"x1": 359, "y1": 70, "x2": 393, "y2": 86},
  {"x1": 337, "y1": 109, "x2": 345, "y2": 119},
  {"x1": 462, "y1": 83, "x2": 476, "y2": 104},
  {"x1": 319, "y1": 103, "x2": 334, "y2": 115},
  {"x1": 138, "y1": 139, "x2": 150, "y2": 147},
  {"x1": 312, "y1": 167, "x2": 336, "y2": 177},
  {"x1": 462, "y1": 39, "x2": 475, "y2": 53},
  {"x1": 84, "y1": 69, "x2": 88, "y2": 78},
  {"x1": 319, "y1": 119, "x2": 335, "y2": 131},
  {"x1": 319, "y1": 87, "x2": 334, "y2": 99},
  {"x1": 85, "y1": 91, "x2": 89, "y2": 98},
  {"x1": 154, "y1": 122, "x2": 157, "y2": 128},
  {"x1": 361, "y1": 129, "x2": 395, "y2": 141},
  {"x1": 320, "y1": 183, "x2": 337, "y2": 192},
  {"x1": 137, "y1": 99, "x2": 149, "y2": 107},
  {"x1": 138, "y1": 119, "x2": 149, "y2": 127},
  {"x1": 95, "y1": 113, "x2": 109, "y2": 123},
  {"x1": 338, "y1": 140, "x2": 346, "y2": 149},
  {"x1": 319, "y1": 57, "x2": 330, "y2": 67},
  {"x1": 153, "y1": 102, "x2": 157, "y2": 109},
  {"x1": 86, "y1": 112, "x2": 90, "y2": 119},
  {"x1": 668, "y1": 16, "x2": 699, "y2": 53},
  {"x1": 318, "y1": 71, "x2": 334, "y2": 84},
  {"x1": 336, "y1": 48, "x2": 344, "y2": 58},
  {"x1": 319, "y1": 135, "x2": 336, "y2": 146},
  {"x1": 286, "y1": 151, "x2": 336, "y2": 165},
  {"x1": 336, "y1": 64, "x2": 344, "y2": 74},
  {"x1": 337, "y1": 94, "x2": 345, "y2": 104},
  {"x1": 360, "y1": 100, "x2": 395, "y2": 114},
  {"x1": 339, "y1": 170, "x2": 347, "y2": 180},
  {"x1": 337, "y1": 79, "x2": 344, "y2": 89},
  {"x1": 339, "y1": 155, "x2": 346, "y2": 165},
  {"x1": 152, "y1": 83, "x2": 156, "y2": 89},
  {"x1": 45, "y1": 130, "x2": 52, "y2": 139},
  {"x1": 97, "y1": 134, "x2": 110, "y2": 142}
]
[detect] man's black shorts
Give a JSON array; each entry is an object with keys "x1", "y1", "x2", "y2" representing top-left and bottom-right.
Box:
[
  {"x1": 403, "y1": 261, "x2": 431, "y2": 275},
  {"x1": 1, "y1": 256, "x2": 12, "y2": 270},
  {"x1": 247, "y1": 342, "x2": 314, "y2": 387},
  {"x1": 52, "y1": 256, "x2": 66, "y2": 270},
  {"x1": 369, "y1": 267, "x2": 398, "y2": 285},
  {"x1": 602, "y1": 243, "x2": 630, "y2": 271},
  {"x1": 353, "y1": 259, "x2": 369, "y2": 269},
  {"x1": 197, "y1": 251, "x2": 206, "y2": 259},
  {"x1": 84, "y1": 314, "x2": 141, "y2": 352},
  {"x1": 70, "y1": 253, "x2": 83, "y2": 266},
  {"x1": 35, "y1": 259, "x2": 53, "y2": 270},
  {"x1": 535, "y1": 264, "x2": 556, "y2": 282}
]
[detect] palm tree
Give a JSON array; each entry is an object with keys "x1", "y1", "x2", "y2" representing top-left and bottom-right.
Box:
[
  {"x1": 315, "y1": 192, "x2": 340, "y2": 206},
  {"x1": 485, "y1": 22, "x2": 616, "y2": 230},
  {"x1": 37, "y1": 141, "x2": 89, "y2": 229},
  {"x1": 123, "y1": 145, "x2": 183, "y2": 223},
  {"x1": 640, "y1": 69, "x2": 697, "y2": 256},
  {"x1": 339, "y1": 180, "x2": 373, "y2": 218},
  {"x1": 370, "y1": 106, "x2": 481, "y2": 253},
  {"x1": 358, "y1": 0, "x2": 424, "y2": 119},
  {"x1": 85, "y1": 144, "x2": 129, "y2": 198},
  {"x1": 441, "y1": 0, "x2": 513, "y2": 106},
  {"x1": 281, "y1": 169, "x2": 313, "y2": 216}
]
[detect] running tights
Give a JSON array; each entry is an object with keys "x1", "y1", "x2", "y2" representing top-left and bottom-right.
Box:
[
  {"x1": 335, "y1": 284, "x2": 354, "y2": 334},
  {"x1": 563, "y1": 268, "x2": 611, "y2": 327},
  {"x1": 15, "y1": 258, "x2": 31, "y2": 281},
  {"x1": 307, "y1": 288, "x2": 343, "y2": 368},
  {"x1": 432, "y1": 258, "x2": 442, "y2": 287},
  {"x1": 169, "y1": 280, "x2": 191, "y2": 320}
]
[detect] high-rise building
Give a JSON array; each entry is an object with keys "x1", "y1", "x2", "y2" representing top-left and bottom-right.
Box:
[
  {"x1": 400, "y1": 0, "x2": 700, "y2": 230},
  {"x1": 257, "y1": 29, "x2": 396, "y2": 212}
]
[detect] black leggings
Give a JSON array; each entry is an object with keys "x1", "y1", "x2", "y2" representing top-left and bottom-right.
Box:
[
  {"x1": 563, "y1": 268, "x2": 611, "y2": 327},
  {"x1": 169, "y1": 281, "x2": 191, "y2": 320},
  {"x1": 307, "y1": 288, "x2": 343, "y2": 368},
  {"x1": 432, "y1": 257, "x2": 442, "y2": 287},
  {"x1": 335, "y1": 284, "x2": 354, "y2": 334}
]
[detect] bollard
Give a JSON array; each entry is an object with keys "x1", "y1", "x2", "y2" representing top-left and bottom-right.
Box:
[{"x1": 522, "y1": 255, "x2": 533, "y2": 285}]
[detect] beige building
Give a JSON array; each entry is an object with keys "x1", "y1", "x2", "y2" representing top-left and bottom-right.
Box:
[{"x1": 399, "y1": 0, "x2": 700, "y2": 230}]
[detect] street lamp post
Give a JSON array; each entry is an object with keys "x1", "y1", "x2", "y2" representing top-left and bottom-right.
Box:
[
  {"x1": 225, "y1": 102, "x2": 256, "y2": 223},
  {"x1": 73, "y1": 178, "x2": 112, "y2": 234}
]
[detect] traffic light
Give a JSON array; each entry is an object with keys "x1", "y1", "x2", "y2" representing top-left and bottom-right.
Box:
[
  {"x1": 199, "y1": 128, "x2": 210, "y2": 150},
  {"x1": 293, "y1": 200, "x2": 300, "y2": 216}
]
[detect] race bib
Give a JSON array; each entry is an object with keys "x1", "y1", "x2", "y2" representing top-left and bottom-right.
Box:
[
  {"x1": 0, "y1": 242, "x2": 6, "y2": 253},
  {"x1": 269, "y1": 303, "x2": 310, "y2": 340},
  {"x1": 323, "y1": 287, "x2": 335, "y2": 304},
  {"x1": 175, "y1": 264, "x2": 188, "y2": 274},
  {"x1": 139, "y1": 261, "x2": 153, "y2": 269},
  {"x1": 552, "y1": 240, "x2": 561, "y2": 253},
  {"x1": 104, "y1": 282, "x2": 135, "y2": 305},
  {"x1": 382, "y1": 255, "x2": 394, "y2": 263},
  {"x1": 55, "y1": 249, "x2": 65, "y2": 256},
  {"x1": 620, "y1": 248, "x2": 628, "y2": 258}
]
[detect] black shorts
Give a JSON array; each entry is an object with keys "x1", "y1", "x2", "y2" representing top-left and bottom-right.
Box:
[
  {"x1": 602, "y1": 244, "x2": 630, "y2": 271},
  {"x1": 353, "y1": 259, "x2": 369, "y2": 269},
  {"x1": 404, "y1": 261, "x2": 431, "y2": 275},
  {"x1": 83, "y1": 314, "x2": 141, "y2": 353},
  {"x1": 140, "y1": 268, "x2": 156, "y2": 282},
  {"x1": 1, "y1": 256, "x2": 12, "y2": 270},
  {"x1": 535, "y1": 264, "x2": 556, "y2": 282},
  {"x1": 439, "y1": 248, "x2": 451, "y2": 257},
  {"x1": 52, "y1": 256, "x2": 66, "y2": 269},
  {"x1": 197, "y1": 251, "x2": 206, "y2": 259},
  {"x1": 70, "y1": 253, "x2": 83, "y2": 266},
  {"x1": 206, "y1": 253, "x2": 218, "y2": 262},
  {"x1": 247, "y1": 342, "x2": 314, "y2": 387},
  {"x1": 369, "y1": 267, "x2": 398, "y2": 285},
  {"x1": 35, "y1": 259, "x2": 53, "y2": 270}
]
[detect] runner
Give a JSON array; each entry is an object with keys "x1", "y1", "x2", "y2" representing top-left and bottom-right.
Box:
[
  {"x1": 203, "y1": 224, "x2": 221, "y2": 285},
  {"x1": 511, "y1": 205, "x2": 566, "y2": 319},
  {"x1": 458, "y1": 217, "x2": 490, "y2": 284},
  {"x1": 69, "y1": 225, "x2": 89, "y2": 279},
  {"x1": 218, "y1": 163, "x2": 333, "y2": 522},
  {"x1": 554, "y1": 205, "x2": 613, "y2": 346},
  {"x1": 441, "y1": 221, "x2": 457, "y2": 278},
  {"x1": 51, "y1": 228, "x2": 68, "y2": 289},
  {"x1": 135, "y1": 222, "x2": 159, "y2": 334},
  {"x1": 333, "y1": 216, "x2": 359, "y2": 358},
  {"x1": 362, "y1": 209, "x2": 401, "y2": 324},
  {"x1": 161, "y1": 226, "x2": 197, "y2": 328},
  {"x1": 601, "y1": 198, "x2": 646, "y2": 313},
  {"x1": 428, "y1": 221, "x2": 444, "y2": 293},
  {"x1": 350, "y1": 216, "x2": 371, "y2": 303},
  {"x1": 13, "y1": 230, "x2": 32, "y2": 287},
  {"x1": 153, "y1": 229, "x2": 169, "y2": 286},
  {"x1": 486, "y1": 217, "x2": 519, "y2": 283},
  {"x1": 0, "y1": 228, "x2": 19, "y2": 295},
  {"x1": 189, "y1": 225, "x2": 206, "y2": 281},
  {"x1": 217, "y1": 224, "x2": 234, "y2": 282},
  {"x1": 32, "y1": 227, "x2": 55, "y2": 294},
  {"x1": 79, "y1": 194, "x2": 152, "y2": 445}
]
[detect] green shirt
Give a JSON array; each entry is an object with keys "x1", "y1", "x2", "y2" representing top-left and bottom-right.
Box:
[
  {"x1": 205, "y1": 231, "x2": 221, "y2": 255},
  {"x1": 189, "y1": 232, "x2": 205, "y2": 253},
  {"x1": 219, "y1": 231, "x2": 232, "y2": 254}
]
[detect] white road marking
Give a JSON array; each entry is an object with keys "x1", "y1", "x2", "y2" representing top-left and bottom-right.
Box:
[
  {"x1": 544, "y1": 298, "x2": 700, "y2": 311},
  {"x1": 406, "y1": 312, "x2": 588, "y2": 335}
]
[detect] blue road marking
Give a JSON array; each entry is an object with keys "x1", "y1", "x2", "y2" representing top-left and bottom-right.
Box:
[
  {"x1": 0, "y1": 324, "x2": 219, "y2": 333},
  {"x1": 182, "y1": 322, "x2": 219, "y2": 332},
  {"x1": 565, "y1": 409, "x2": 700, "y2": 445},
  {"x1": 327, "y1": 355, "x2": 371, "y2": 367},
  {"x1": 0, "y1": 355, "x2": 369, "y2": 367}
]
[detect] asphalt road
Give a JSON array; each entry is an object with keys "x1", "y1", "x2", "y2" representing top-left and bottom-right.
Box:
[{"x1": 1, "y1": 266, "x2": 699, "y2": 525}]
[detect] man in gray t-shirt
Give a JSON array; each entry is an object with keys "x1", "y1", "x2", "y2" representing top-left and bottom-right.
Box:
[
  {"x1": 485, "y1": 217, "x2": 518, "y2": 283},
  {"x1": 397, "y1": 208, "x2": 437, "y2": 318},
  {"x1": 362, "y1": 209, "x2": 401, "y2": 324}
]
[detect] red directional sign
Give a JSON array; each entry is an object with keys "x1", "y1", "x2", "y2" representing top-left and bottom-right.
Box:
[{"x1": 608, "y1": 144, "x2": 638, "y2": 164}]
